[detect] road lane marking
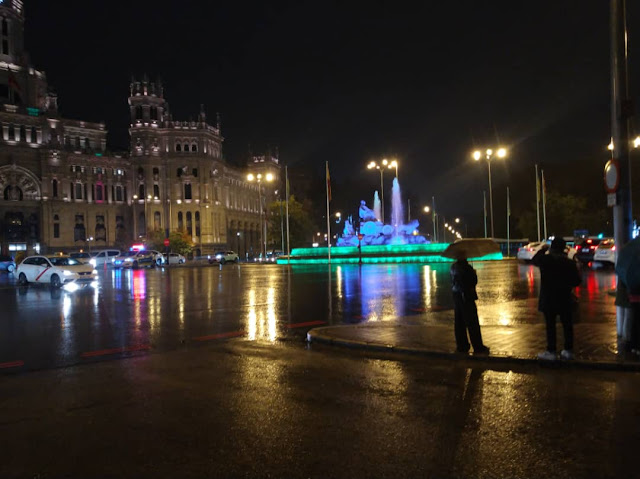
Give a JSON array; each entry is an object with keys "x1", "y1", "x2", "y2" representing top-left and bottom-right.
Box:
[
  {"x1": 286, "y1": 320, "x2": 326, "y2": 329},
  {"x1": 0, "y1": 360, "x2": 24, "y2": 369},
  {"x1": 192, "y1": 331, "x2": 245, "y2": 341},
  {"x1": 81, "y1": 344, "x2": 151, "y2": 358}
]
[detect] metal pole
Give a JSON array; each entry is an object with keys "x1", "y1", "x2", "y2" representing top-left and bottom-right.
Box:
[
  {"x1": 488, "y1": 159, "x2": 494, "y2": 238},
  {"x1": 507, "y1": 187, "x2": 510, "y2": 257},
  {"x1": 611, "y1": 0, "x2": 633, "y2": 245},
  {"x1": 379, "y1": 169, "x2": 385, "y2": 224},
  {"x1": 258, "y1": 183, "x2": 263, "y2": 258},
  {"x1": 541, "y1": 170, "x2": 548, "y2": 240},
  {"x1": 326, "y1": 161, "x2": 331, "y2": 264},
  {"x1": 407, "y1": 198, "x2": 411, "y2": 222},
  {"x1": 535, "y1": 164, "x2": 541, "y2": 242},
  {"x1": 483, "y1": 191, "x2": 487, "y2": 238},
  {"x1": 285, "y1": 166, "x2": 290, "y2": 263},
  {"x1": 432, "y1": 196, "x2": 437, "y2": 242}
]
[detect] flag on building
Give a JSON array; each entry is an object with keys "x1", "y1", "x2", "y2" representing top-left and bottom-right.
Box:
[{"x1": 326, "y1": 161, "x2": 331, "y2": 202}]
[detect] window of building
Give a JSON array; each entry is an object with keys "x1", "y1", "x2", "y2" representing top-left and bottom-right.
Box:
[
  {"x1": 137, "y1": 166, "x2": 144, "y2": 179},
  {"x1": 191, "y1": 143, "x2": 197, "y2": 152},
  {"x1": 95, "y1": 215, "x2": 106, "y2": 241},
  {"x1": 184, "y1": 144, "x2": 189, "y2": 152},
  {"x1": 184, "y1": 183, "x2": 192, "y2": 200},
  {"x1": 195, "y1": 211, "x2": 200, "y2": 237},
  {"x1": 154, "y1": 212, "x2": 161, "y2": 230},
  {"x1": 138, "y1": 184, "x2": 145, "y2": 199},
  {"x1": 186, "y1": 212, "x2": 193, "y2": 236},
  {"x1": 95, "y1": 183, "x2": 104, "y2": 202},
  {"x1": 31, "y1": 127, "x2": 37, "y2": 143},
  {"x1": 75, "y1": 137, "x2": 81, "y2": 150},
  {"x1": 150, "y1": 107, "x2": 157, "y2": 120},
  {"x1": 53, "y1": 214, "x2": 60, "y2": 239},
  {"x1": 139, "y1": 212, "x2": 146, "y2": 236},
  {"x1": 176, "y1": 143, "x2": 181, "y2": 152},
  {"x1": 74, "y1": 215, "x2": 85, "y2": 242},
  {"x1": 84, "y1": 138, "x2": 90, "y2": 150},
  {"x1": 2, "y1": 40, "x2": 8, "y2": 56},
  {"x1": 2, "y1": 18, "x2": 7, "y2": 36},
  {"x1": 192, "y1": 168, "x2": 198, "y2": 177},
  {"x1": 8, "y1": 124, "x2": 14, "y2": 140},
  {"x1": 52, "y1": 179, "x2": 58, "y2": 198},
  {"x1": 115, "y1": 185, "x2": 123, "y2": 202},
  {"x1": 153, "y1": 184, "x2": 159, "y2": 199},
  {"x1": 136, "y1": 106, "x2": 142, "y2": 120},
  {"x1": 153, "y1": 167, "x2": 159, "y2": 180},
  {"x1": 178, "y1": 212, "x2": 183, "y2": 230},
  {"x1": 19, "y1": 125, "x2": 25, "y2": 141},
  {"x1": 75, "y1": 183, "x2": 83, "y2": 200},
  {"x1": 177, "y1": 168, "x2": 183, "y2": 177}
]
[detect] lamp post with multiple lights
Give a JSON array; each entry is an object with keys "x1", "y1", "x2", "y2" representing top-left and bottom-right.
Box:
[
  {"x1": 473, "y1": 147, "x2": 507, "y2": 238},
  {"x1": 367, "y1": 158, "x2": 398, "y2": 224},
  {"x1": 247, "y1": 172, "x2": 274, "y2": 258}
]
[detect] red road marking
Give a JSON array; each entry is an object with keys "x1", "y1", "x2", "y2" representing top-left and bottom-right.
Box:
[
  {"x1": 81, "y1": 344, "x2": 151, "y2": 358},
  {"x1": 286, "y1": 320, "x2": 326, "y2": 329},
  {"x1": 193, "y1": 331, "x2": 245, "y2": 341},
  {"x1": 0, "y1": 360, "x2": 24, "y2": 369}
]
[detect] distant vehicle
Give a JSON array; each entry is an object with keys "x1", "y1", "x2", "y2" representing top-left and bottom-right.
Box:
[
  {"x1": 16, "y1": 255, "x2": 97, "y2": 288},
  {"x1": 69, "y1": 252, "x2": 93, "y2": 264},
  {"x1": 0, "y1": 254, "x2": 16, "y2": 273},
  {"x1": 517, "y1": 242, "x2": 547, "y2": 262},
  {"x1": 266, "y1": 250, "x2": 283, "y2": 263},
  {"x1": 113, "y1": 250, "x2": 157, "y2": 269},
  {"x1": 90, "y1": 249, "x2": 120, "y2": 267},
  {"x1": 163, "y1": 252, "x2": 186, "y2": 264},
  {"x1": 575, "y1": 238, "x2": 601, "y2": 264},
  {"x1": 593, "y1": 239, "x2": 616, "y2": 266},
  {"x1": 209, "y1": 251, "x2": 239, "y2": 264}
]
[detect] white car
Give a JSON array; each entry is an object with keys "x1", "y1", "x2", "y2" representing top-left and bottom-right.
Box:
[
  {"x1": 593, "y1": 239, "x2": 616, "y2": 266},
  {"x1": 16, "y1": 255, "x2": 97, "y2": 288},
  {"x1": 208, "y1": 251, "x2": 239, "y2": 264},
  {"x1": 517, "y1": 242, "x2": 547, "y2": 262},
  {"x1": 163, "y1": 253, "x2": 186, "y2": 264},
  {"x1": 147, "y1": 249, "x2": 166, "y2": 266},
  {"x1": 90, "y1": 249, "x2": 120, "y2": 267}
]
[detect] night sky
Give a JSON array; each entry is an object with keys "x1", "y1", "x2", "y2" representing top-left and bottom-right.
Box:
[{"x1": 23, "y1": 1, "x2": 639, "y2": 232}]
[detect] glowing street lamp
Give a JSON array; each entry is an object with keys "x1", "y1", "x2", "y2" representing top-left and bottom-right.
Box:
[
  {"x1": 367, "y1": 159, "x2": 389, "y2": 223},
  {"x1": 247, "y1": 172, "x2": 274, "y2": 257},
  {"x1": 473, "y1": 147, "x2": 507, "y2": 238}
]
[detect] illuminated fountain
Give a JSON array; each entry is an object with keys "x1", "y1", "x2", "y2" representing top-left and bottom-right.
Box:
[{"x1": 278, "y1": 177, "x2": 503, "y2": 264}]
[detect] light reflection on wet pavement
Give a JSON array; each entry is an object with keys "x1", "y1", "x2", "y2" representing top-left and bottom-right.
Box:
[{"x1": 0, "y1": 261, "x2": 617, "y2": 370}]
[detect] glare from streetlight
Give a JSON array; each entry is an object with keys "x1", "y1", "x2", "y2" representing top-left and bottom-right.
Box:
[
  {"x1": 423, "y1": 206, "x2": 430, "y2": 213},
  {"x1": 634, "y1": 137, "x2": 640, "y2": 148},
  {"x1": 444, "y1": 223, "x2": 449, "y2": 228},
  {"x1": 455, "y1": 218, "x2": 460, "y2": 223},
  {"x1": 266, "y1": 173, "x2": 274, "y2": 182},
  {"x1": 382, "y1": 158, "x2": 388, "y2": 166},
  {"x1": 497, "y1": 148, "x2": 507, "y2": 158},
  {"x1": 247, "y1": 173, "x2": 255, "y2": 181},
  {"x1": 367, "y1": 161, "x2": 376, "y2": 169},
  {"x1": 473, "y1": 150, "x2": 482, "y2": 161},
  {"x1": 335, "y1": 212, "x2": 341, "y2": 218},
  {"x1": 608, "y1": 141, "x2": 614, "y2": 151},
  {"x1": 486, "y1": 148, "x2": 493, "y2": 156}
]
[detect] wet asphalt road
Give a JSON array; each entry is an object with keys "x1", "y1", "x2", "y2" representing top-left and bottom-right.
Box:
[{"x1": 0, "y1": 261, "x2": 617, "y2": 371}]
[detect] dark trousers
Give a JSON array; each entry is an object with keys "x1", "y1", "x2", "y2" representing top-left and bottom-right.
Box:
[
  {"x1": 453, "y1": 293, "x2": 484, "y2": 351},
  {"x1": 543, "y1": 309, "x2": 573, "y2": 352}
]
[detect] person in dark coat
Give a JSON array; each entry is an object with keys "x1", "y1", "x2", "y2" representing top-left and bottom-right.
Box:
[
  {"x1": 532, "y1": 237, "x2": 581, "y2": 360},
  {"x1": 450, "y1": 255, "x2": 489, "y2": 354}
]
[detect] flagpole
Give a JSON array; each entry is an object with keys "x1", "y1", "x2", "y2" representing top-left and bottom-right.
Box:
[
  {"x1": 535, "y1": 164, "x2": 541, "y2": 242},
  {"x1": 483, "y1": 191, "x2": 488, "y2": 238},
  {"x1": 541, "y1": 170, "x2": 548, "y2": 240},
  {"x1": 507, "y1": 187, "x2": 511, "y2": 257},
  {"x1": 285, "y1": 166, "x2": 291, "y2": 264},
  {"x1": 432, "y1": 196, "x2": 437, "y2": 242},
  {"x1": 326, "y1": 161, "x2": 331, "y2": 264}
]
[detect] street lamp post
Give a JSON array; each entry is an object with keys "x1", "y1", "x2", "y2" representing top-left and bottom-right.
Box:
[
  {"x1": 473, "y1": 148, "x2": 507, "y2": 238},
  {"x1": 247, "y1": 172, "x2": 274, "y2": 258}
]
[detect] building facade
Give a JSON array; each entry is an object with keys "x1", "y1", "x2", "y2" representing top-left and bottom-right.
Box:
[{"x1": 0, "y1": 1, "x2": 278, "y2": 258}]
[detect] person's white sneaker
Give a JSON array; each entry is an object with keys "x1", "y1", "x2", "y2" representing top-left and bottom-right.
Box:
[
  {"x1": 560, "y1": 350, "x2": 574, "y2": 360},
  {"x1": 537, "y1": 350, "x2": 557, "y2": 361}
]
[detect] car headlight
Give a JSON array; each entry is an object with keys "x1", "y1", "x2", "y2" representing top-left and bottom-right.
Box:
[
  {"x1": 62, "y1": 270, "x2": 73, "y2": 276},
  {"x1": 216, "y1": 254, "x2": 222, "y2": 259},
  {"x1": 90, "y1": 259, "x2": 97, "y2": 267},
  {"x1": 92, "y1": 269, "x2": 98, "y2": 275}
]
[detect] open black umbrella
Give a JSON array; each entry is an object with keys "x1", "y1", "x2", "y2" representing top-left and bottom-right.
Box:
[{"x1": 442, "y1": 238, "x2": 501, "y2": 260}]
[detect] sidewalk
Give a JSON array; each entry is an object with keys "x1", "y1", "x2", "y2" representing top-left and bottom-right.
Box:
[{"x1": 307, "y1": 322, "x2": 640, "y2": 371}]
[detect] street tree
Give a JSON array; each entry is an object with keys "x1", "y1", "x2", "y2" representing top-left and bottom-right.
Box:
[{"x1": 267, "y1": 196, "x2": 317, "y2": 250}]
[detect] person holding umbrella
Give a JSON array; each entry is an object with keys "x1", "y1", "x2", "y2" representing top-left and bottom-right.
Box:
[
  {"x1": 615, "y1": 236, "x2": 640, "y2": 355},
  {"x1": 532, "y1": 237, "x2": 581, "y2": 360}
]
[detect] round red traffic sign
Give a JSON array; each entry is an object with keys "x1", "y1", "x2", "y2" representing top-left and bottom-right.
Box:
[
  {"x1": 604, "y1": 159, "x2": 620, "y2": 193},
  {"x1": 357, "y1": 233, "x2": 364, "y2": 241},
  {"x1": 163, "y1": 238, "x2": 170, "y2": 247}
]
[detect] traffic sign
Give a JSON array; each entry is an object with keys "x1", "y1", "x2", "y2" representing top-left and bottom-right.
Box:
[
  {"x1": 604, "y1": 159, "x2": 620, "y2": 193},
  {"x1": 163, "y1": 238, "x2": 170, "y2": 247},
  {"x1": 357, "y1": 233, "x2": 364, "y2": 241}
]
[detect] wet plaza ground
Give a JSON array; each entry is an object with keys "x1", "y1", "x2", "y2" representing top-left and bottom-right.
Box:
[{"x1": 0, "y1": 260, "x2": 618, "y2": 371}]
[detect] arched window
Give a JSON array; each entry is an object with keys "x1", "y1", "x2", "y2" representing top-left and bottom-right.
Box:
[
  {"x1": 52, "y1": 179, "x2": 58, "y2": 198},
  {"x1": 153, "y1": 167, "x2": 159, "y2": 180},
  {"x1": 191, "y1": 143, "x2": 197, "y2": 152},
  {"x1": 154, "y1": 212, "x2": 161, "y2": 230},
  {"x1": 184, "y1": 144, "x2": 189, "y2": 152},
  {"x1": 153, "y1": 184, "x2": 159, "y2": 199},
  {"x1": 184, "y1": 183, "x2": 192, "y2": 200},
  {"x1": 177, "y1": 168, "x2": 183, "y2": 177},
  {"x1": 178, "y1": 212, "x2": 183, "y2": 230},
  {"x1": 176, "y1": 143, "x2": 181, "y2": 152},
  {"x1": 195, "y1": 211, "x2": 200, "y2": 237},
  {"x1": 138, "y1": 184, "x2": 145, "y2": 199},
  {"x1": 186, "y1": 212, "x2": 193, "y2": 236}
]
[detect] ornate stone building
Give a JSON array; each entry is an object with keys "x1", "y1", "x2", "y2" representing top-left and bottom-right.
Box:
[{"x1": 0, "y1": 0, "x2": 278, "y2": 258}]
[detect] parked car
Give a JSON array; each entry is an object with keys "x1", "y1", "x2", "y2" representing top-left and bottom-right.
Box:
[
  {"x1": 16, "y1": 255, "x2": 97, "y2": 288},
  {"x1": 147, "y1": 250, "x2": 166, "y2": 266},
  {"x1": 209, "y1": 251, "x2": 239, "y2": 264},
  {"x1": 593, "y1": 239, "x2": 616, "y2": 266},
  {"x1": 69, "y1": 252, "x2": 93, "y2": 264},
  {"x1": 266, "y1": 250, "x2": 283, "y2": 263},
  {"x1": 516, "y1": 242, "x2": 547, "y2": 262},
  {"x1": 90, "y1": 249, "x2": 120, "y2": 267},
  {"x1": 113, "y1": 250, "x2": 157, "y2": 269},
  {"x1": 0, "y1": 254, "x2": 16, "y2": 273},
  {"x1": 163, "y1": 252, "x2": 186, "y2": 264},
  {"x1": 575, "y1": 238, "x2": 601, "y2": 264}
]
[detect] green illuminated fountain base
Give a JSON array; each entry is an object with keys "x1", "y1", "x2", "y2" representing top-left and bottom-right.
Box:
[{"x1": 277, "y1": 243, "x2": 503, "y2": 265}]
